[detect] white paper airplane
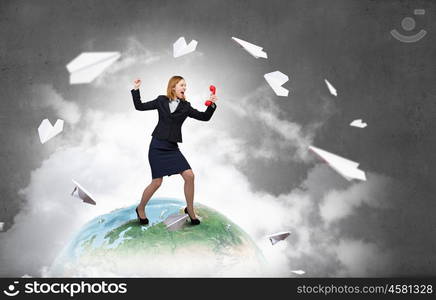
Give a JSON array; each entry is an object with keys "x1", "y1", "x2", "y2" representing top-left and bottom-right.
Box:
[
  {"x1": 264, "y1": 71, "x2": 289, "y2": 97},
  {"x1": 71, "y1": 179, "x2": 96, "y2": 205},
  {"x1": 231, "y1": 37, "x2": 268, "y2": 59},
  {"x1": 309, "y1": 145, "x2": 366, "y2": 181},
  {"x1": 291, "y1": 270, "x2": 306, "y2": 275},
  {"x1": 350, "y1": 119, "x2": 367, "y2": 128},
  {"x1": 173, "y1": 37, "x2": 198, "y2": 58},
  {"x1": 0, "y1": 222, "x2": 4, "y2": 231},
  {"x1": 324, "y1": 79, "x2": 337, "y2": 96},
  {"x1": 163, "y1": 213, "x2": 189, "y2": 231},
  {"x1": 267, "y1": 231, "x2": 291, "y2": 245},
  {"x1": 38, "y1": 119, "x2": 64, "y2": 144},
  {"x1": 66, "y1": 52, "x2": 121, "y2": 84}
]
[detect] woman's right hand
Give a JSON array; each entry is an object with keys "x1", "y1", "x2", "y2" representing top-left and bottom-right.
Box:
[{"x1": 133, "y1": 79, "x2": 141, "y2": 90}]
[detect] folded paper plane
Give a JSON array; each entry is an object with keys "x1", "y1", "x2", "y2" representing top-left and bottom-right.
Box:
[
  {"x1": 38, "y1": 119, "x2": 64, "y2": 144},
  {"x1": 66, "y1": 52, "x2": 121, "y2": 84},
  {"x1": 267, "y1": 231, "x2": 291, "y2": 245},
  {"x1": 350, "y1": 119, "x2": 367, "y2": 128},
  {"x1": 163, "y1": 213, "x2": 189, "y2": 231},
  {"x1": 291, "y1": 270, "x2": 306, "y2": 275},
  {"x1": 309, "y1": 145, "x2": 366, "y2": 181},
  {"x1": 264, "y1": 71, "x2": 289, "y2": 96},
  {"x1": 173, "y1": 37, "x2": 198, "y2": 58},
  {"x1": 324, "y1": 79, "x2": 337, "y2": 96},
  {"x1": 71, "y1": 179, "x2": 96, "y2": 205},
  {"x1": 231, "y1": 37, "x2": 268, "y2": 59}
]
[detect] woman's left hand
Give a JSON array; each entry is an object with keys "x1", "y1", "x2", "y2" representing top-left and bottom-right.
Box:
[{"x1": 209, "y1": 94, "x2": 218, "y2": 103}]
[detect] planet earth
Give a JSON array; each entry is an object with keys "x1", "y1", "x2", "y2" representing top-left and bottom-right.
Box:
[{"x1": 49, "y1": 198, "x2": 266, "y2": 277}]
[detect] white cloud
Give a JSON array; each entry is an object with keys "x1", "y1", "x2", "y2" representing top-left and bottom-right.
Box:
[
  {"x1": 334, "y1": 239, "x2": 391, "y2": 277},
  {"x1": 222, "y1": 85, "x2": 320, "y2": 162},
  {"x1": 31, "y1": 84, "x2": 81, "y2": 125},
  {"x1": 319, "y1": 173, "x2": 390, "y2": 225},
  {"x1": 92, "y1": 37, "x2": 162, "y2": 87}
]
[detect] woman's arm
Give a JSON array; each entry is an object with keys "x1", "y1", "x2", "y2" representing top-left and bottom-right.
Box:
[
  {"x1": 131, "y1": 89, "x2": 158, "y2": 111},
  {"x1": 130, "y1": 79, "x2": 158, "y2": 111},
  {"x1": 187, "y1": 103, "x2": 217, "y2": 121}
]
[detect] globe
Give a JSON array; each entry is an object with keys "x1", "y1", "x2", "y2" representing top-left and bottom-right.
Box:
[{"x1": 50, "y1": 198, "x2": 266, "y2": 277}]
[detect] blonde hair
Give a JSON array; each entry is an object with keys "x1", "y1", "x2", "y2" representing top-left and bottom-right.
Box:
[{"x1": 166, "y1": 75, "x2": 186, "y2": 101}]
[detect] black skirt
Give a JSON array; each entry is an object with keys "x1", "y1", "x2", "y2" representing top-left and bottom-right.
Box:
[{"x1": 148, "y1": 136, "x2": 191, "y2": 179}]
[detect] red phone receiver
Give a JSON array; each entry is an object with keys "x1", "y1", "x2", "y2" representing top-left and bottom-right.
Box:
[{"x1": 205, "y1": 85, "x2": 216, "y2": 106}]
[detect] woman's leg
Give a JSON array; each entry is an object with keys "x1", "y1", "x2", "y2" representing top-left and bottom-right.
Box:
[
  {"x1": 137, "y1": 177, "x2": 162, "y2": 218},
  {"x1": 181, "y1": 169, "x2": 197, "y2": 219}
]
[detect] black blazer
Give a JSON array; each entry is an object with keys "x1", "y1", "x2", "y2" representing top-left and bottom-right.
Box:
[{"x1": 131, "y1": 89, "x2": 217, "y2": 143}]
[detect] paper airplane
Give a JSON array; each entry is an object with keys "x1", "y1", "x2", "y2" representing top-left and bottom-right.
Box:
[
  {"x1": 231, "y1": 37, "x2": 267, "y2": 59},
  {"x1": 173, "y1": 37, "x2": 198, "y2": 58},
  {"x1": 264, "y1": 71, "x2": 289, "y2": 97},
  {"x1": 163, "y1": 213, "x2": 189, "y2": 231},
  {"x1": 71, "y1": 179, "x2": 96, "y2": 205},
  {"x1": 291, "y1": 270, "x2": 305, "y2": 275},
  {"x1": 324, "y1": 79, "x2": 337, "y2": 96},
  {"x1": 0, "y1": 222, "x2": 4, "y2": 231},
  {"x1": 350, "y1": 119, "x2": 367, "y2": 128},
  {"x1": 66, "y1": 52, "x2": 121, "y2": 84},
  {"x1": 38, "y1": 119, "x2": 64, "y2": 144},
  {"x1": 309, "y1": 145, "x2": 366, "y2": 181},
  {"x1": 267, "y1": 231, "x2": 291, "y2": 245}
]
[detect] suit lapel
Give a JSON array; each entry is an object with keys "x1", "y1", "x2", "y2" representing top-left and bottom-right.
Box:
[
  {"x1": 162, "y1": 97, "x2": 186, "y2": 116},
  {"x1": 161, "y1": 96, "x2": 171, "y2": 115},
  {"x1": 172, "y1": 99, "x2": 185, "y2": 115}
]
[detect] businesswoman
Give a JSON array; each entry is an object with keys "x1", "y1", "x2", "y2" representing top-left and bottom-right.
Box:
[{"x1": 131, "y1": 76, "x2": 217, "y2": 226}]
